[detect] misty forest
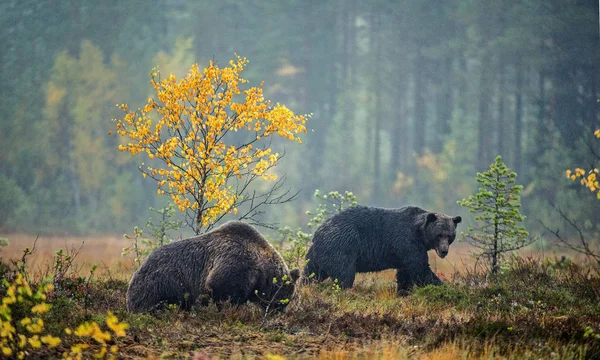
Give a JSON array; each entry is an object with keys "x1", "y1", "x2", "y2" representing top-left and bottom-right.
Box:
[{"x1": 1, "y1": 1, "x2": 600, "y2": 359}]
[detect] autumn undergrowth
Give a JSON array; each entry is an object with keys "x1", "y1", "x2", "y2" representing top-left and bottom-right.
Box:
[{"x1": 1, "y1": 251, "x2": 599, "y2": 359}]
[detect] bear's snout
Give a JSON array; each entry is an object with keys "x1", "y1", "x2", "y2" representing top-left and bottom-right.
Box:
[{"x1": 436, "y1": 238, "x2": 450, "y2": 258}]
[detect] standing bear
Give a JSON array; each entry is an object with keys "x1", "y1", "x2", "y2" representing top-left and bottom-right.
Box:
[
  {"x1": 127, "y1": 221, "x2": 300, "y2": 313},
  {"x1": 304, "y1": 205, "x2": 461, "y2": 294}
]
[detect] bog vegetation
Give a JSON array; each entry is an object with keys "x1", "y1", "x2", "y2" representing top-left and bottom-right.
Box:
[{"x1": 1, "y1": 197, "x2": 599, "y2": 358}]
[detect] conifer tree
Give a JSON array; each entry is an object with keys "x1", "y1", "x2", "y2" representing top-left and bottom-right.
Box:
[{"x1": 458, "y1": 155, "x2": 533, "y2": 274}]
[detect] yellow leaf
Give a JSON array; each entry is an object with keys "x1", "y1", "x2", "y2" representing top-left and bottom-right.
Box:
[
  {"x1": 28, "y1": 336, "x2": 42, "y2": 349},
  {"x1": 41, "y1": 335, "x2": 61, "y2": 347}
]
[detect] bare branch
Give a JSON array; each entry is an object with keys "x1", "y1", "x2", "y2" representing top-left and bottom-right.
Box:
[{"x1": 540, "y1": 201, "x2": 600, "y2": 262}]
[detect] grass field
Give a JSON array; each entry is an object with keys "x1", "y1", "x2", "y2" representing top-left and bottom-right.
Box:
[{"x1": 1, "y1": 233, "x2": 599, "y2": 359}]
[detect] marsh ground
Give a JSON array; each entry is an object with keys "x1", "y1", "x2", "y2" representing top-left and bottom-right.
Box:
[{"x1": 1, "y1": 233, "x2": 599, "y2": 359}]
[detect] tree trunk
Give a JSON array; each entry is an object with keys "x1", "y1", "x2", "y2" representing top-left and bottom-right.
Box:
[
  {"x1": 389, "y1": 86, "x2": 405, "y2": 184},
  {"x1": 326, "y1": 15, "x2": 338, "y2": 126},
  {"x1": 588, "y1": 65, "x2": 598, "y2": 128},
  {"x1": 536, "y1": 70, "x2": 547, "y2": 153},
  {"x1": 413, "y1": 48, "x2": 426, "y2": 158},
  {"x1": 491, "y1": 238, "x2": 498, "y2": 275},
  {"x1": 492, "y1": 175, "x2": 500, "y2": 275},
  {"x1": 433, "y1": 56, "x2": 453, "y2": 153},
  {"x1": 458, "y1": 54, "x2": 468, "y2": 116},
  {"x1": 341, "y1": 0, "x2": 356, "y2": 171},
  {"x1": 302, "y1": 6, "x2": 316, "y2": 201},
  {"x1": 372, "y1": 10, "x2": 382, "y2": 204},
  {"x1": 69, "y1": 0, "x2": 81, "y2": 57},
  {"x1": 443, "y1": 55, "x2": 454, "y2": 139},
  {"x1": 496, "y1": 61, "x2": 505, "y2": 157},
  {"x1": 477, "y1": 52, "x2": 493, "y2": 169},
  {"x1": 341, "y1": 1, "x2": 349, "y2": 83},
  {"x1": 514, "y1": 62, "x2": 524, "y2": 177},
  {"x1": 195, "y1": 191, "x2": 205, "y2": 235}
]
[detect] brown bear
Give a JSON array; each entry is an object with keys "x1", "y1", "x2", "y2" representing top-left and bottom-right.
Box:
[
  {"x1": 127, "y1": 221, "x2": 300, "y2": 313},
  {"x1": 304, "y1": 205, "x2": 461, "y2": 294}
]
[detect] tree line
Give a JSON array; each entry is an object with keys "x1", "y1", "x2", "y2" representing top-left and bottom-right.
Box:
[{"x1": 0, "y1": 0, "x2": 598, "y2": 237}]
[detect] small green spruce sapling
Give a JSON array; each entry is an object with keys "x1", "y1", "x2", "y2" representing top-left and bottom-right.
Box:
[{"x1": 458, "y1": 155, "x2": 534, "y2": 274}]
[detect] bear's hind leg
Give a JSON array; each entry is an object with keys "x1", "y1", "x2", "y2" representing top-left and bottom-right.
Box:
[
  {"x1": 128, "y1": 272, "x2": 192, "y2": 312},
  {"x1": 305, "y1": 246, "x2": 357, "y2": 288}
]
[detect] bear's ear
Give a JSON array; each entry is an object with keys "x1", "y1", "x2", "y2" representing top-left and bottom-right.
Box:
[
  {"x1": 452, "y1": 216, "x2": 462, "y2": 224},
  {"x1": 426, "y1": 213, "x2": 437, "y2": 223},
  {"x1": 290, "y1": 268, "x2": 300, "y2": 282}
]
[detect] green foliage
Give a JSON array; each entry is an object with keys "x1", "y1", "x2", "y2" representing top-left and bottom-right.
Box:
[
  {"x1": 584, "y1": 326, "x2": 600, "y2": 340},
  {"x1": 458, "y1": 156, "x2": 533, "y2": 274},
  {"x1": 306, "y1": 190, "x2": 358, "y2": 231},
  {"x1": 281, "y1": 190, "x2": 358, "y2": 269},
  {"x1": 49, "y1": 247, "x2": 99, "y2": 316},
  {"x1": 122, "y1": 204, "x2": 182, "y2": 267},
  {"x1": 413, "y1": 284, "x2": 468, "y2": 306},
  {"x1": 145, "y1": 204, "x2": 183, "y2": 249},
  {"x1": 0, "y1": 175, "x2": 31, "y2": 230},
  {"x1": 279, "y1": 227, "x2": 312, "y2": 270}
]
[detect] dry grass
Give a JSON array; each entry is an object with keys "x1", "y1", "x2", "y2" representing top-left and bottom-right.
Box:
[
  {"x1": 2, "y1": 232, "x2": 590, "y2": 275},
  {"x1": 1, "y1": 232, "x2": 551, "y2": 278},
  {"x1": 0, "y1": 232, "x2": 135, "y2": 278},
  {"x1": 1, "y1": 232, "x2": 481, "y2": 284}
]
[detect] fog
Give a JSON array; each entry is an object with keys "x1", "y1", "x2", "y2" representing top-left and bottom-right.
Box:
[{"x1": 0, "y1": 1, "x2": 598, "y2": 240}]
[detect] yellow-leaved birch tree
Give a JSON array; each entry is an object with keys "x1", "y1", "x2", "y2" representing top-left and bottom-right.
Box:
[
  {"x1": 566, "y1": 129, "x2": 600, "y2": 199},
  {"x1": 556, "y1": 128, "x2": 600, "y2": 263},
  {"x1": 112, "y1": 56, "x2": 307, "y2": 233}
]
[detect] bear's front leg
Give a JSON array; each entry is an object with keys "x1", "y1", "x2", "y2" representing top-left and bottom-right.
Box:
[
  {"x1": 334, "y1": 261, "x2": 357, "y2": 289},
  {"x1": 401, "y1": 253, "x2": 443, "y2": 291},
  {"x1": 412, "y1": 265, "x2": 443, "y2": 287},
  {"x1": 395, "y1": 268, "x2": 412, "y2": 296}
]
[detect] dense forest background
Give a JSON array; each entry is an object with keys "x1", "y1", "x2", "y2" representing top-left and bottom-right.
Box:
[{"x1": 0, "y1": 0, "x2": 598, "y2": 240}]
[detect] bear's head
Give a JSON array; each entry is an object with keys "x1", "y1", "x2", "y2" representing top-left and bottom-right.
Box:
[
  {"x1": 423, "y1": 213, "x2": 461, "y2": 259},
  {"x1": 265, "y1": 267, "x2": 301, "y2": 311}
]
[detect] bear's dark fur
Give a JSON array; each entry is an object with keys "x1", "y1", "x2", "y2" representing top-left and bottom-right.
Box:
[
  {"x1": 127, "y1": 221, "x2": 300, "y2": 313},
  {"x1": 304, "y1": 205, "x2": 461, "y2": 293}
]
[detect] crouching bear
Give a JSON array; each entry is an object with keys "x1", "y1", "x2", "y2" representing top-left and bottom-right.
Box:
[
  {"x1": 127, "y1": 221, "x2": 300, "y2": 313},
  {"x1": 304, "y1": 205, "x2": 461, "y2": 294}
]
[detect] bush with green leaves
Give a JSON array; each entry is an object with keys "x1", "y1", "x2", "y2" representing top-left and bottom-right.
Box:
[
  {"x1": 458, "y1": 155, "x2": 534, "y2": 274},
  {"x1": 0, "y1": 238, "x2": 10, "y2": 280},
  {"x1": 122, "y1": 203, "x2": 182, "y2": 268},
  {"x1": 281, "y1": 190, "x2": 358, "y2": 269}
]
